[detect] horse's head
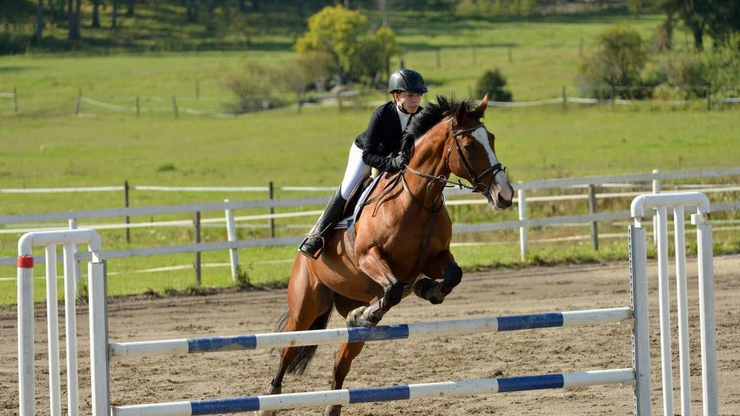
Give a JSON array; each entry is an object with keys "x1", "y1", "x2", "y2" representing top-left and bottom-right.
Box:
[{"x1": 446, "y1": 95, "x2": 514, "y2": 210}]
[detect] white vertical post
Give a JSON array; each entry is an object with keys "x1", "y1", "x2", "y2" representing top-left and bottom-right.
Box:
[
  {"x1": 69, "y1": 219, "x2": 81, "y2": 289},
  {"x1": 225, "y1": 199, "x2": 239, "y2": 282},
  {"x1": 88, "y1": 260, "x2": 110, "y2": 416},
  {"x1": 517, "y1": 186, "x2": 528, "y2": 261},
  {"x1": 656, "y1": 205, "x2": 674, "y2": 416},
  {"x1": 673, "y1": 206, "x2": 691, "y2": 416},
  {"x1": 652, "y1": 169, "x2": 660, "y2": 245},
  {"x1": 17, "y1": 256, "x2": 35, "y2": 416},
  {"x1": 63, "y1": 243, "x2": 79, "y2": 416},
  {"x1": 629, "y1": 224, "x2": 651, "y2": 416},
  {"x1": 45, "y1": 245, "x2": 62, "y2": 416},
  {"x1": 693, "y1": 213, "x2": 718, "y2": 416}
]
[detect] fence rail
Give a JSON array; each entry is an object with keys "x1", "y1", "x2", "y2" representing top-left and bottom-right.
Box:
[{"x1": 1, "y1": 168, "x2": 738, "y2": 276}]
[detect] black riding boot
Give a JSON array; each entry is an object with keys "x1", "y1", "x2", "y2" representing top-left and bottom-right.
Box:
[{"x1": 298, "y1": 188, "x2": 347, "y2": 259}]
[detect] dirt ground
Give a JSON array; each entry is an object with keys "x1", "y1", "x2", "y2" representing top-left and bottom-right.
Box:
[{"x1": 2, "y1": 255, "x2": 739, "y2": 416}]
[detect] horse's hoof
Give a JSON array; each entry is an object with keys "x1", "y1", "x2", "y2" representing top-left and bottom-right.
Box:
[
  {"x1": 347, "y1": 306, "x2": 371, "y2": 327},
  {"x1": 325, "y1": 404, "x2": 342, "y2": 416}
]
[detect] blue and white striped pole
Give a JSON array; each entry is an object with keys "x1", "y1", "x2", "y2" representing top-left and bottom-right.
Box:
[
  {"x1": 112, "y1": 369, "x2": 635, "y2": 416},
  {"x1": 110, "y1": 308, "x2": 631, "y2": 359}
]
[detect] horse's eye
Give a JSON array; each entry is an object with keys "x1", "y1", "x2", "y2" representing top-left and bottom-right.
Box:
[{"x1": 463, "y1": 143, "x2": 474, "y2": 152}]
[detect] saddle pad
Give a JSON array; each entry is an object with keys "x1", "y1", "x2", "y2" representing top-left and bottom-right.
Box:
[{"x1": 335, "y1": 175, "x2": 382, "y2": 230}]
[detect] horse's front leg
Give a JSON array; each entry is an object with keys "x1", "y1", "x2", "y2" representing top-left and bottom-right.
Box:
[
  {"x1": 413, "y1": 250, "x2": 462, "y2": 305},
  {"x1": 347, "y1": 247, "x2": 404, "y2": 327}
]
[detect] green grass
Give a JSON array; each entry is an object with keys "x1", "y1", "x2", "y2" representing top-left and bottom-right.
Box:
[{"x1": 1, "y1": 10, "x2": 739, "y2": 306}]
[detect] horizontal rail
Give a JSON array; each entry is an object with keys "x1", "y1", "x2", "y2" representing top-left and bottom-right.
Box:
[
  {"x1": 2, "y1": 202, "x2": 739, "y2": 267},
  {"x1": 109, "y1": 308, "x2": 631, "y2": 359},
  {"x1": 112, "y1": 368, "x2": 635, "y2": 416},
  {"x1": 2, "y1": 166, "x2": 738, "y2": 197}
]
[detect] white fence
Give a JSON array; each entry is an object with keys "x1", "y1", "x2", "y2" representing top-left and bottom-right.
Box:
[{"x1": 1, "y1": 167, "x2": 739, "y2": 280}]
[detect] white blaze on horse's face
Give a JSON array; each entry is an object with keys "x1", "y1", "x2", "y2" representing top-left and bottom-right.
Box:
[{"x1": 472, "y1": 127, "x2": 514, "y2": 209}]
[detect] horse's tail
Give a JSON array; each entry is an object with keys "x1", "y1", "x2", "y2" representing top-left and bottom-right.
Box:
[{"x1": 275, "y1": 306, "x2": 334, "y2": 376}]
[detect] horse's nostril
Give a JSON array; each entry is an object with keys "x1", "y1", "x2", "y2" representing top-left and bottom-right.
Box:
[{"x1": 497, "y1": 193, "x2": 512, "y2": 208}]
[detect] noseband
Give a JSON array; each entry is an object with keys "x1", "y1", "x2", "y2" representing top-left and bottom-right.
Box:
[{"x1": 445, "y1": 119, "x2": 506, "y2": 197}]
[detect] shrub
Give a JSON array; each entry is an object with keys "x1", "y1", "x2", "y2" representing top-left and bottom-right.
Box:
[
  {"x1": 577, "y1": 23, "x2": 647, "y2": 98},
  {"x1": 475, "y1": 69, "x2": 512, "y2": 102}
]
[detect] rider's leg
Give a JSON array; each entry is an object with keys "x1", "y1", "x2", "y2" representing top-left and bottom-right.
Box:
[{"x1": 298, "y1": 143, "x2": 370, "y2": 259}]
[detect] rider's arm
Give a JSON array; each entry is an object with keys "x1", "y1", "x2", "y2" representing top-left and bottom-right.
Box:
[{"x1": 359, "y1": 110, "x2": 396, "y2": 172}]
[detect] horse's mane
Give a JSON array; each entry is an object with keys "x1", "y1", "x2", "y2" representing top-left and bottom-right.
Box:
[{"x1": 405, "y1": 95, "x2": 484, "y2": 142}]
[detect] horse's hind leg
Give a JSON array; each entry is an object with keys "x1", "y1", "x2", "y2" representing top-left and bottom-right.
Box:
[
  {"x1": 414, "y1": 250, "x2": 462, "y2": 305},
  {"x1": 323, "y1": 295, "x2": 370, "y2": 416},
  {"x1": 258, "y1": 257, "x2": 334, "y2": 416}
]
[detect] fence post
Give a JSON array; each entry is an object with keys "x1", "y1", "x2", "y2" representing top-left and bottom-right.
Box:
[
  {"x1": 517, "y1": 185, "x2": 528, "y2": 261},
  {"x1": 13, "y1": 86, "x2": 18, "y2": 114},
  {"x1": 75, "y1": 89, "x2": 82, "y2": 115},
  {"x1": 269, "y1": 181, "x2": 276, "y2": 239},
  {"x1": 706, "y1": 86, "x2": 711, "y2": 111},
  {"x1": 588, "y1": 184, "x2": 598, "y2": 251},
  {"x1": 194, "y1": 211, "x2": 201, "y2": 285},
  {"x1": 652, "y1": 169, "x2": 660, "y2": 246},
  {"x1": 224, "y1": 199, "x2": 239, "y2": 282},
  {"x1": 124, "y1": 181, "x2": 131, "y2": 244},
  {"x1": 68, "y1": 219, "x2": 82, "y2": 289},
  {"x1": 135, "y1": 95, "x2": 140, "y2": 118},
  {"x1": 561, "y1": 85, "x2": 566, "y2": 109},
  {"x1": 172, "y1": 95, "x2": 179, "y2": 118}
]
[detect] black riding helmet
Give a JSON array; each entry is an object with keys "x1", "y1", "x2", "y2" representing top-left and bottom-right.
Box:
[{"x1": 388, "y1": 69, "x2": 428, "y2": 94}]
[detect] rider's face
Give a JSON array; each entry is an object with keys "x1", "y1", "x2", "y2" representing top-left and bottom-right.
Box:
[{"x1": 394, "y1": 91, "x2": 422, "y2": 114}]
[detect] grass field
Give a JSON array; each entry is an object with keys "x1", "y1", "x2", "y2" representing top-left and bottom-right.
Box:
[{"x1": 1, "y1": 10, "x2": 739, "y2": 305}]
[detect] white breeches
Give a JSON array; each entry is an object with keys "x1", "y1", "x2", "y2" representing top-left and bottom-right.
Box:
[{"x1": 340, "y1": 143, "x2": 372, "y2": 199}]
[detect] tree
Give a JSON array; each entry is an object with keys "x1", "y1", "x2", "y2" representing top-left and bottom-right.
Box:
[
  {"x1": 277, "y1": 51, "x2": 335, "y2": 112},
  {"x1": 92, "y1": 0, "x2": 101, "y2": 28},
  {"x1": 578, "y1": 23, "x2": 646, "y2": 97},
  {"x1": 658, "y1": 0, "x2": 740, "y2": 50},
  {"x1": 475, "y1": 69, "x2": 512, "y2": 101},
  {"x1": 295, "y1": 5, "x2": 368, "y2": 82},
  {"x1": 35, "y1": 0, "x2": 43, "y2": 42},
  {"x1": 356, "y1": 26, "x2": 401, "y2": 82}
]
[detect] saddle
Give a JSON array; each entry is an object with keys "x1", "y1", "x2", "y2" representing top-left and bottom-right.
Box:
[{"x1": 334, "y1": 175, "x2": 380, "y2": 230}]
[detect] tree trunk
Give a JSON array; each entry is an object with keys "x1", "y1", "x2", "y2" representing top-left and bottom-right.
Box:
[
  {"x1": 111, "y1": 0, "x2": 118, "y2": 29},
  {"x1": 72, "y1": 0, "x2": 81, "y2": 39},
  {"x1": 692, "y1": 25, "x2": 704, "y2": 51},
  {"x1": 35, "y1": 0, "x2": 43, "y2": 43},
  {"x1": 207, "y1": 0, "x2": 214, "y2": 15},
  {"x1": 67, "y1": 0, "x2": 73, "y2": 39},
  {"x1": 92, "y1": 0, "x2": 100, "y2": 28},
  {"x1": 298, "y1": 0, "x2": 305, "y2": 18},
  {"x1": 252, "y1": 0, "x2": 258, "y2": 10},
  {"x1": 126, "y1": 0, "x2": 135, "y2": 16},
  {"x1": 238, "y1": 0, "x2": 246, "y2": 12}
]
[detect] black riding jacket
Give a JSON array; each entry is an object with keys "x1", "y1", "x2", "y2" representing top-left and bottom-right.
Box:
[{"x1": 353, "y1": 101, "x2": 421, "y2": 172}]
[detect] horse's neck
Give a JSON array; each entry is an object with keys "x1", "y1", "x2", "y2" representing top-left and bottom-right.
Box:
[{"x1": 403, "y1": 126, "x2": 450, "y2": 210}]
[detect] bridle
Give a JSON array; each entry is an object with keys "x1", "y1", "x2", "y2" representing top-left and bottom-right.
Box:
[{"x1": 404, "y1": 118, "x2": 506, "y2": 204}]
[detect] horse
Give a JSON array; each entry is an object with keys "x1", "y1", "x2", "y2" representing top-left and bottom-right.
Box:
[{"x1": 259, "y1": 95, "x2": 514, "y2": 416}]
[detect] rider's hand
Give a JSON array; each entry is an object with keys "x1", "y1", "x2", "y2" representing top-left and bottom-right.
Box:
[{"x1": 388, "y1": 153, "x2": 406, "y2": 173}]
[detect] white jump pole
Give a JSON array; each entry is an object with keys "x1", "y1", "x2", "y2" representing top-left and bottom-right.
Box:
[{"x1": 17, "y1": 229, "x2": 109, "y2": 416}]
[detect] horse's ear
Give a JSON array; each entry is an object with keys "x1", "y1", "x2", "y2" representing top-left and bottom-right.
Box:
[
  {"x1": 454, "y1": 102, "x2": 468, "y2": 124},
  {"x1": 476, "y1": 94, "x2": 489, "y2": 114}
]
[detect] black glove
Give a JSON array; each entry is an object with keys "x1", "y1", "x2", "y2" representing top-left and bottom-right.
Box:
[{"x1": 387, "y1": 153, "x2": 407, "y2": 173}]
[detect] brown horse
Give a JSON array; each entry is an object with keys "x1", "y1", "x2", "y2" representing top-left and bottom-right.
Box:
[{"x1": 259, "y1": 95, "x2": 514, "y2": 416}]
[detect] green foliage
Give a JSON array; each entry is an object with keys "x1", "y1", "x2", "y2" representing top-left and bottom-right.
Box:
[
  {"x1": 296, "y1": 5, "x2": 368, "y2": 82},
  {"x1": 663, "y1": 39, "x2": 740, "y2": 97},
  {"x1": 234, "y1": 264, "x2": 254, "y2": 290},
  {"x1": 475, "y1": 68, "x2": 512, "y2": 102},
  {"x1": 224, "y1": 62, "x2": 275, "y2": 113},
  {"x1": 578, "y1": 22, "x2": 647, "y2": 97},
  {"x1": 295, "y1": 5, "x2": 400, "y2": 83},
  {"x1": 456, "y1": 0, "x2": 541, "y2": 16}
]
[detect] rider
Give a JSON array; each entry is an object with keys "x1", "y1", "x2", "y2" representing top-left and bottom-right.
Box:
[{"x1": 298, "y1": 69, "x2": 428, "y2": 259}]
